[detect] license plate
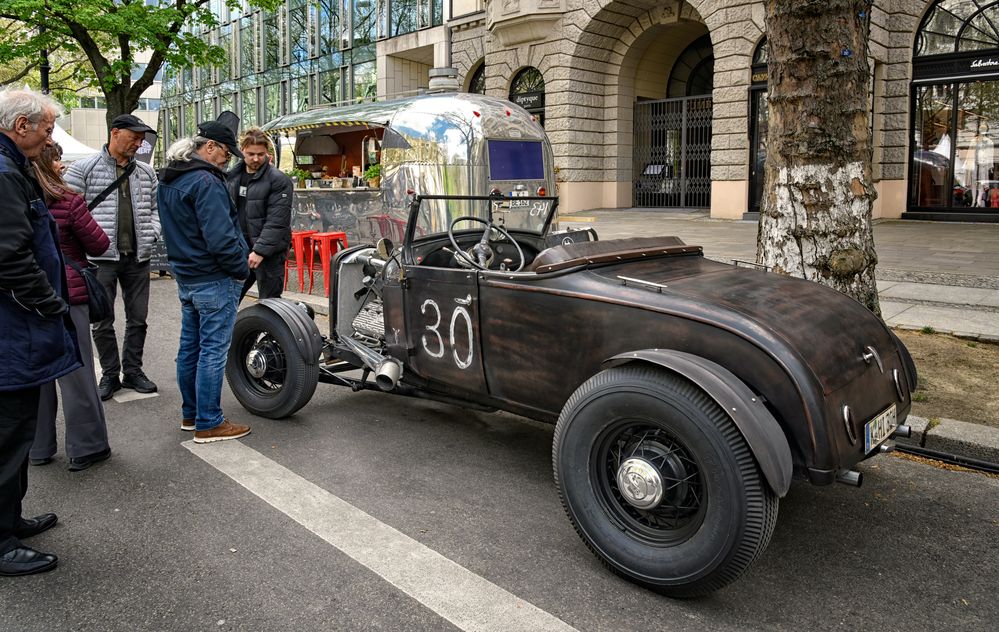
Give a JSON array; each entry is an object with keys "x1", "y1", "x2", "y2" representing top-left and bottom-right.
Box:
[
  {"x1": 510, "y1": 199, "x2": 530, "y2": 208},
  {"x1": 864, "y1": 404, "x2": 897, "y2": 453}
]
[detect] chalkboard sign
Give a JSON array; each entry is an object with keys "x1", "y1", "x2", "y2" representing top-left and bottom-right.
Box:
[{"x1": 149, "y1": 239, "x2": 171, "y2": 273}]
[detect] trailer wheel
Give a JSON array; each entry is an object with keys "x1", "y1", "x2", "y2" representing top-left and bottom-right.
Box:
[
  {"x1": 226, "y1": 306, "x2": 319, "y2": 419},
  {"x1": 553, "y1": 365, "x2": 778, "y2": 598}
]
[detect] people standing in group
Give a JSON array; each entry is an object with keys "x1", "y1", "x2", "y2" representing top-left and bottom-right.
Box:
[
  {"x1": 65, "y1": 114, "x2": 160, "y2": 401},
  {"x1": 0, "y1": 89, "x2": 82, "y2": 577},
  {"x1": 225, "y1": 127, "x2": 293, "y2": 302},
  {"x1": 157, "y1": 121, "x2": 251, "y2": 443},
  {"x1": 29, "y1": 143, "x2": 112, "y2": 472}
]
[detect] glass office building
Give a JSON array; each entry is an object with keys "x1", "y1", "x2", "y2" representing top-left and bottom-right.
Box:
[{"x1": 159, "y1": 0, "x2": 442, "y2": 158}]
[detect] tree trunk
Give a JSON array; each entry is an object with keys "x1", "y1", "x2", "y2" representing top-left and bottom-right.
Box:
[
  {"x1": 104, "y1": 84, "x2": 135, "y2": 130},
  {"x1": 758, "y1": 0, "x2": 880, "y2": 315}
]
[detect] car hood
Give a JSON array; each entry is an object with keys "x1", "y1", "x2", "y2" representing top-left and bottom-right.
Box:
[{"x1": 576, "y1": 255, "x2": 897, "y2": 395}]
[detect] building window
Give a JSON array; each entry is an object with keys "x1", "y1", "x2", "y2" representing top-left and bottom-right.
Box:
[
  {"x1": 667, "y1": 34, "x2": 714, "y2": 98},
  {"x1": 289, "y1": 0, "x2": 310, "y2": 64},
  {"x1": 468, "y1": 62, "x2": 485, "y2": 94},
  {"x1": 909, "y1": 1, "x2": 999, "y2": 215},
  {"x1": 242, "y1": 88, "x2": 258, "y2": 127},
  {"x1": 352, "y1": 59, "x2": 377, "y2": 102},
  {"x1": 263, "y1": 10, "x2": 281, "y2": 70},
  {"x1": 240, "y1": 15, "x2": 256, "y2": 76}
]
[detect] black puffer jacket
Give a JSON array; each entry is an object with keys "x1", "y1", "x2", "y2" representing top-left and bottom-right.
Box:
[{"x1": 225, "y1": 160, "x2": 292, "y2": 258}]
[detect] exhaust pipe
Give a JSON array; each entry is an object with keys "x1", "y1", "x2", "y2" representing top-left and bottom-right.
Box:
[
  {"x1": 892, "y1": 424, "x2": 911, "y2": 439},
  {"x1": 339, "y1": 335, "x2": 403, "y2": 391},
  {"x1": 835, "y1": 469, "x2": 863, "y2": 487},
  {"x1": 375, "y1": 359, "x2": 401, "y2": 391}
]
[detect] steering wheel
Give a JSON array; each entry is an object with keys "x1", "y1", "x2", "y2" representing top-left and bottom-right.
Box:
[{"x1": 447, "y1": 216, "x2": 525, "y2": 272}]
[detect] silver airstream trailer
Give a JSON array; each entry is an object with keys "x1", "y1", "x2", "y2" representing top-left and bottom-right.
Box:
[{"x1": 262, "y1": 92, "x2": 557, "y2": 245}]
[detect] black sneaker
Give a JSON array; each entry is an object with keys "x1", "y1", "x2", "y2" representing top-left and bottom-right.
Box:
[
  {"x1": 122, "y1": 370, "x2": 157, "y2": 394},
  {"x1": 98, "y1": 375, "x2": 121, "y2": 401}
]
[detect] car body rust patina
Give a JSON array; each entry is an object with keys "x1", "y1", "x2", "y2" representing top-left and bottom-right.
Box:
[{"x1": 224, "y1": 92, "x2": 915, "y2": 598}]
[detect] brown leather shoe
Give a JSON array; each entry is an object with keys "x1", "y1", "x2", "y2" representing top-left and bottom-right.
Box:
[
  {"x1": 181, "y1": 418, "x2": 195, "y2": 431},
  {"x1": 193, "y1": 419, "x2": 251, "y2": 444}
]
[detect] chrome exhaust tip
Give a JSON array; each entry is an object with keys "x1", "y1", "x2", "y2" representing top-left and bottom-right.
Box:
[
  {"x1": 375, "y1": 359, "x2": 402, "y2": 391},
  {"x1": 892, "y1": 424, "x2": 911, "y2": 439},
  {"x1": 835, "y1": 469, "x2": 863, "y2": 487}
]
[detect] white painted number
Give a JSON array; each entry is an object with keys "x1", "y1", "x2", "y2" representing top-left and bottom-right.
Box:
[
  {"x1": 420, "y1": 299, "x2": 444, "y2": 358},
  {"x1": 421, "y1": 298, "x2": 475, "y2": 370},
  {"x1": 450, "y1": 307, "x2": 473, "y2": 369}
]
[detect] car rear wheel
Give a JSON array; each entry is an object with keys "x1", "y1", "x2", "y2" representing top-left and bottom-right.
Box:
[
  {"x1": 553, "y1": 365, "x2": 778, "y2": 598},
  {"x1": 226, "y1": 306, "x2": 319, "y2": 419}
]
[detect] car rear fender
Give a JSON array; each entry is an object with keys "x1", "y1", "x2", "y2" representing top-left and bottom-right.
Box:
[
  {"x1": 604, "y1": 349, "x2": 793, "y2": 497},
  {"x1": 252, "y1": 299, "x2": 323, "y2": 364}
]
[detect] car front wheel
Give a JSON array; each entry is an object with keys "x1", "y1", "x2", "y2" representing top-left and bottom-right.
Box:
[
  {"x1": 553, "y1": 365, "x2": 778, "y2": 598},
  {"x1": 226, "y1": 305, "x2": 319, "y2": 419}
]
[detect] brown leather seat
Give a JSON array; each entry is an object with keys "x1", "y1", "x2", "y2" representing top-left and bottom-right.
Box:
[{"x1": 527, "y1": 236, "x2": 700, "y2": 273}]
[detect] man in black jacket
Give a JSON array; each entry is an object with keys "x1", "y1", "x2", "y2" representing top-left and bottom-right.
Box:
[
  {"x1": 0, "y1": 88, "x2": 82, "y2": 576},
  {"x1": 225, "y1": 127, "x2": 292, "y2": 302}
]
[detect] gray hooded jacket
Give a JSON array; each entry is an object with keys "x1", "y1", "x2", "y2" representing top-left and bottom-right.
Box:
[{"x1": 65, "y1": 146, "x2": 160, "y2": 262}]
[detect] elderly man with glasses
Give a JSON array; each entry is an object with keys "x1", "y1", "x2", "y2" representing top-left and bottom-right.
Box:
[
  {"x1": 0, "y1": 88, "x2": 81, "y2": 576},
  {"x1": 157, "y1": 121, "x2": 251, "y2": 444}
]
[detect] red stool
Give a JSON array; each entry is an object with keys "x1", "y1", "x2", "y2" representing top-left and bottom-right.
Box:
[
  {"x1": 309, "y1": 231, "x2": 349, "y2": 296},
  {"x1": 285, "y1": 230, "x2": 318, "y2": 292}
]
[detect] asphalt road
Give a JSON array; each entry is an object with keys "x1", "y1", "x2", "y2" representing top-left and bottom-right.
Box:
[{"x1": 3, "y1": 278, "x2": 998, "y2": 632}]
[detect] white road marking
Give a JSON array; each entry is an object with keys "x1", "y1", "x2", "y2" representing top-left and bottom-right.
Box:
[
  {"x1": 183, "y1": 440, "x2": 578, "y2": 632},
  {"x1": 112, "y1": 390, "x2": 159, "y2": 402}
]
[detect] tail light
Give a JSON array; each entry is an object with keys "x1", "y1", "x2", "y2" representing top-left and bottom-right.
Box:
[{"x1": 537, "y1": 186, "x2": 547, "y2": 197}]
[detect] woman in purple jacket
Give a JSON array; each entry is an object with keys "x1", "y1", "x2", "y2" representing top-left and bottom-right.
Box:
[{"x1": 29, "y1": 143, "x2": 113, "y2": 471}]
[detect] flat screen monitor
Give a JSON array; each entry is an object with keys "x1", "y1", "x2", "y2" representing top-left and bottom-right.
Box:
[{"x1": 488, "y1": 140, "x2": 544, "y2": 181}]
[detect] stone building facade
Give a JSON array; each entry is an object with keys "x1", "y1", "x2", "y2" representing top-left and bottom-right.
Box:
[{"x1": 163, "y1": 0, "x2": 999, "y2": 221}]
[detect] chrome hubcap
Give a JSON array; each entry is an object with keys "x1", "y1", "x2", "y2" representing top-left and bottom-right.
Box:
[
  {"x1": 245, "y1": 348, "x2": 267, "y2": 379},
  {"x1": 616, "y1": 458, "x2": 664, "y2": 510}
]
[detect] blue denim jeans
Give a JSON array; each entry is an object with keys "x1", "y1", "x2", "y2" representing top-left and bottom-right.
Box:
[{"x1": 175, "y1": 277, "x2": 242, "y2": 431}]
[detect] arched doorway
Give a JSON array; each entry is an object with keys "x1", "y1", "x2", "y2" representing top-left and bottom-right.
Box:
[
  {"x1": 908, "y1": 0, "x2": 999, "y2": 220},
  {"x1": 633, "y1": 34, "x2": 713, "y2": 208},
  {"x1": 509, "y1": 67, "x2": 545, "y2": 126}
]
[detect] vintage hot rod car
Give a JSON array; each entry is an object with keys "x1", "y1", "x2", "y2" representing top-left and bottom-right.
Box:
[{"x1": 226, "y1": 94, "x2": 914, "y2": 597}]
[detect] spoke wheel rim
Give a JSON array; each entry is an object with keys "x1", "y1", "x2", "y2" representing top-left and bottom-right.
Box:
[
  {"x1": 236, "y1": 330, "x2": 288, "y2": 395},
  {"x1": 592, "y1": 420, "x2": 706, "y2": 545}
]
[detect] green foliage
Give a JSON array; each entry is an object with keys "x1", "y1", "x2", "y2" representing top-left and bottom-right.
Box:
[
  {"x1": 0, "y1": 0, "x2": 280, "y2": 116},
  {"x1": 921, "y1": 325, "x2": 937, "y2": 335},
  {"x1": 363, "y1": 163, "x2": 381, "y2": 180},
  {"x1": 287, "y1": 168, "x2": 310, "y2": 181}
]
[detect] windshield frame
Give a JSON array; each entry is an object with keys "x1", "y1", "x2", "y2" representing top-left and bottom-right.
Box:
[{"x1": 403, "y1": 194, "x2": 559, "y2": 265}]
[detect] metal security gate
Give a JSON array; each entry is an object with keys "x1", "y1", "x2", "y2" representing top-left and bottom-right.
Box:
[{"x1": 633, "y1": 96, "x2": 712, "y2": 208}]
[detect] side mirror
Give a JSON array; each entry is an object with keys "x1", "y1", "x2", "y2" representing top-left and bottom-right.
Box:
[{"x1": 376, "y1": 238, "x2": 394, "y2": 259}]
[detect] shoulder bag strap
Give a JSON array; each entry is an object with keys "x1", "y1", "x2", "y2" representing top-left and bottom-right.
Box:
[{"x1": 87, "y1": 162, "x2": 136, "y2": 212}]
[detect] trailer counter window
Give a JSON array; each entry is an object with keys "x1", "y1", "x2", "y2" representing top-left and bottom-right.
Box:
[{"x1": 488, "y1": 140, "x2": 544, "y2": 181}]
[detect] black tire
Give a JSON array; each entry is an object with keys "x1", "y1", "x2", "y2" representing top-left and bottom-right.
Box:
[
  {"x1": 553, "y1": 365, "x2": 779, "y2": 598},
  {"x1": 226, "y1": 307, "x2": 319, "y2": 419}
]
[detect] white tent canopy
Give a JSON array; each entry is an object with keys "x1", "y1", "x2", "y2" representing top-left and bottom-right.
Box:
[{"x1": 53, "y1": 124, "x2": 99, "y2": 162}]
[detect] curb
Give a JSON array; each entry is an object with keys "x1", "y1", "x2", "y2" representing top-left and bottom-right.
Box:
[{"x1": 896, "y1": 415, "x2": 999, "y2": 467}]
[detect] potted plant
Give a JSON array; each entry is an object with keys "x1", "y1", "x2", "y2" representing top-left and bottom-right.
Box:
[
  {"x1": 288, "y1": 168, "x2": 310, "y2": 187},
  {"x1": 363, "y1": 163, "x2": 382, "y2": 188}
]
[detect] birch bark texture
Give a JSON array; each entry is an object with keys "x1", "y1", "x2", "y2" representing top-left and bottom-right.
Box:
[{"x1": 758, "y1": 0, "x2": 880, "y2": 315}]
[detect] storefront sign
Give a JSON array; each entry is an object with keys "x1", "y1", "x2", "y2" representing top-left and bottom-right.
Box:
[
  {"x1": 914, "y1": 51, "x2": 999, "y2": 81},
  {"x1": 511, "y1": 91, "x2": 545, "y2": 111}
]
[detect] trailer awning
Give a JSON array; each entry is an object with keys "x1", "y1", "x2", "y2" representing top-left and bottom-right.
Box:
[{"x1": 261, "y1": 98, "x2": 422, "y2": 134}]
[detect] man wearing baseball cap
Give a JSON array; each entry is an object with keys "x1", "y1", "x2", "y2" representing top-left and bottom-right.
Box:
[
  {"x1": 65, "y1": 113, "x2": 161, "y2": 401},
  {"x1": 156, "y1": 121, "x2": 250, "y2": 443}
]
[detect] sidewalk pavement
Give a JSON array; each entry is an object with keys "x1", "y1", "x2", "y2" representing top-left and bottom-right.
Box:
[{"x1": 274, "y1": 208, "x2": 999, "y2": 467}]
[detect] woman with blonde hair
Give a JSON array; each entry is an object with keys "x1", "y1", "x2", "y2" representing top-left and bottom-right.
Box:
[{"x1": 29, "y1": 142, "x2": 113, "y2": 471}]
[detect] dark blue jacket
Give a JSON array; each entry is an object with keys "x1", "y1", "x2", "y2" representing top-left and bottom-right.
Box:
[
  {"x1": 0, "y1": 133, "x2": 81, "y2": 390},
  {"x1": 157, "y1": 157, "x2": 248, "y2": 283}
]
